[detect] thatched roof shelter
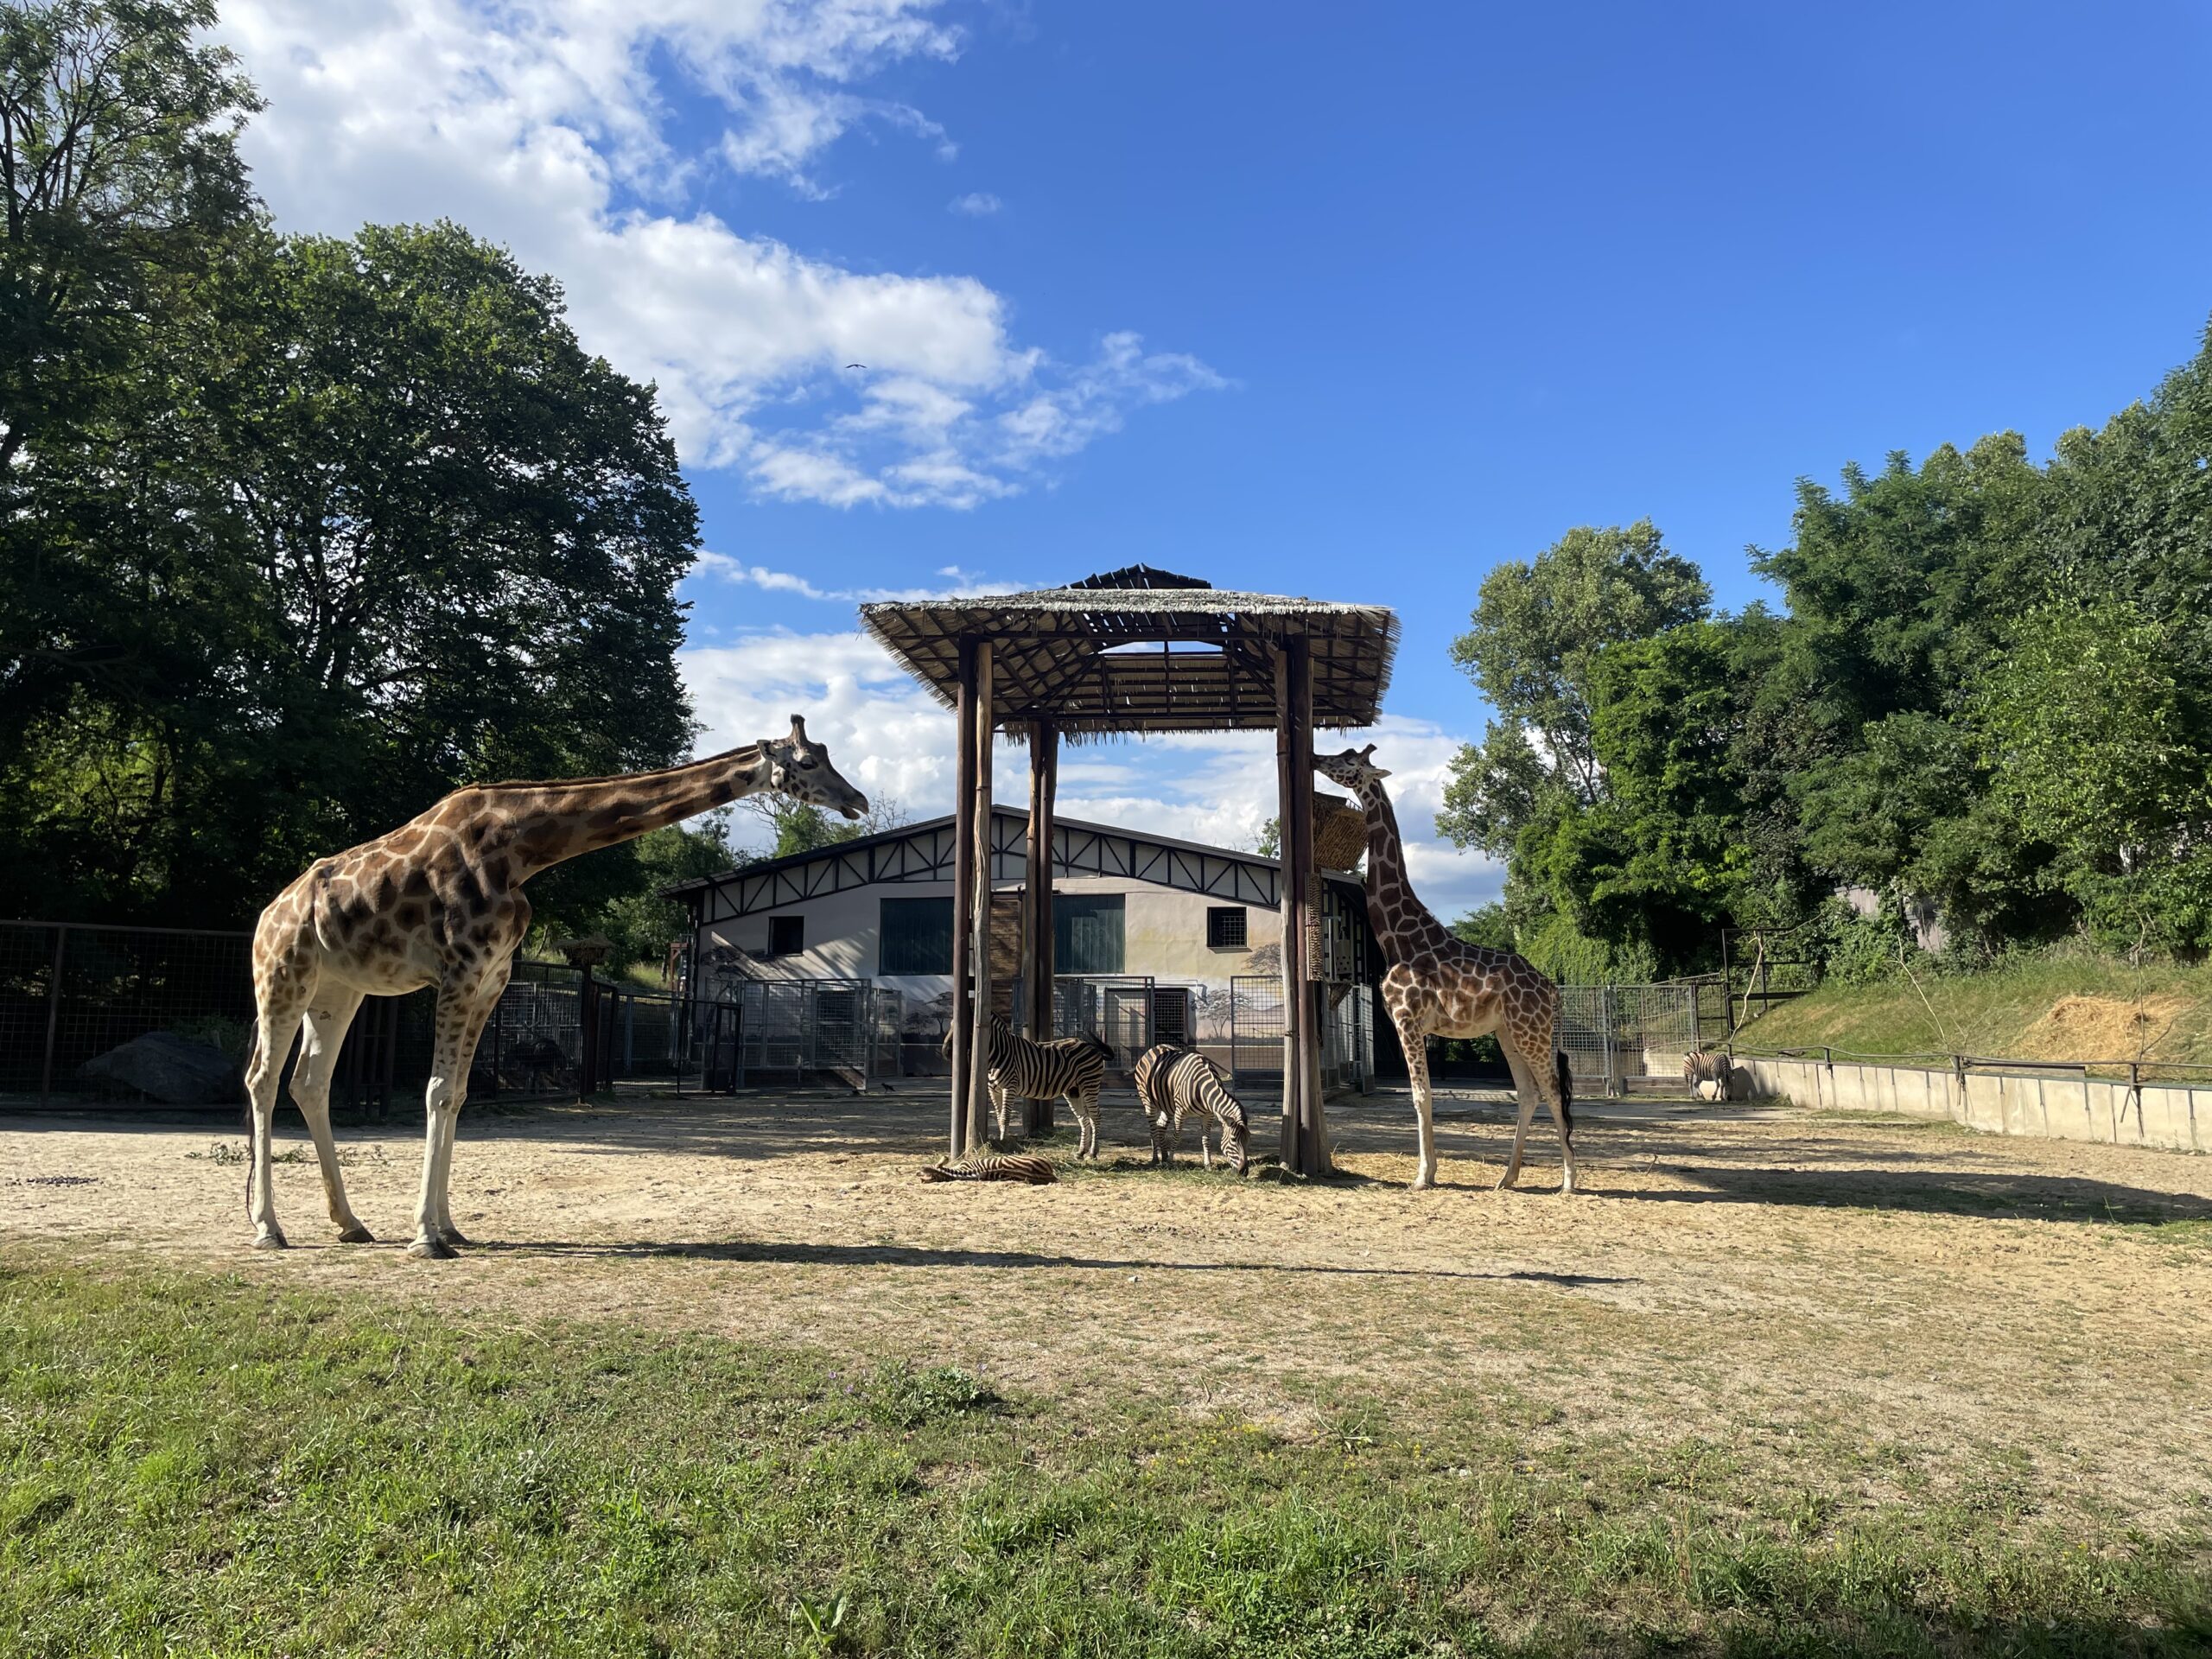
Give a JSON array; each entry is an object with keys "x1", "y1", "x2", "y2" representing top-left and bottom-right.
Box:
[
  {"x1": 868, "y1": 565, "x2": 1396, "y2": 1177},
  {"x1": 859, "y1": 564, "x2": 1397, "y2": 738}
]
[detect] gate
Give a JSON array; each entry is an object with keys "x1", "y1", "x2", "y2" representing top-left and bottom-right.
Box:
[{"x1": 1227, "y1": 976, "x2": 1370, "y2": 1094}]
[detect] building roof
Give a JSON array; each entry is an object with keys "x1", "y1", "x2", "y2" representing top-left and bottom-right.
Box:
[
  {"x1": 660, "y1": 805, "x2": 1359, "y2": 902},
  {"x1": 857, "y1": 567, "x2": 1398, "y2": 739}
]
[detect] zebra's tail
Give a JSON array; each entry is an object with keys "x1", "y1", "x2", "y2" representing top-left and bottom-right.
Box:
[
  {"x1": 1077, "y1": 1031, "x2": 1116, "y2": 1064},
  {"x1": 1554, "y1": 1050, "x2": 1574, "y2": 1137}
]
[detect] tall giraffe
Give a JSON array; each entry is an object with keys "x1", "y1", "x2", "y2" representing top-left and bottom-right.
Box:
[
  {"x1": 244, "y1": 715, "x2": 867, "y2": 1258},
  {"x1": 1315, "y1": 745, "x2": 1576, "y2": 1192}
]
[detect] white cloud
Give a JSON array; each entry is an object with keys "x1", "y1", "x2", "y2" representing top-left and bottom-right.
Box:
[
  {"x1": 687, "y1": 551, "x2": 1026, "y2": 601},
  {"x1": 677, "y1": 629, "x2": 1503, "y2": 912},
  {"x1": 948, "y1": 190, "x2": 1001, "y2": 216},
  {"x1": 215, "y1": 3, "x2": 1221, "y2": 508}
]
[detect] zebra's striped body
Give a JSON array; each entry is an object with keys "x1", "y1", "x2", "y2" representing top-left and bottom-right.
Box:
[
  {"x1": 945, "y1": 1018, "x2": 1117, "y2": 1156},
  {"x1": 1133, "y1": 1043, "x2": 1250, "y2": 1173},
  {"x1": 919, "y1": 1154, "x2": 1058, "y2": 1185}
]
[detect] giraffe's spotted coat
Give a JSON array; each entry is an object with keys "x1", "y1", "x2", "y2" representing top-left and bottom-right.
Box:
[
  {"x1": 243, "y1": 716, "x2": 868, "y2": 1257},
  {"x1": 1316, "y1": 745, "x2": 1577, "y2": 1192}
]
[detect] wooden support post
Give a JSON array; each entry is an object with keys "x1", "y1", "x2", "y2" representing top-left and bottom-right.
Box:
[
  {"x1": 1274, "y1": 634, "x2": 1329, "y2": 1175},
  {"x1": 966, "y1": 641, "x2": 995, "y2": 1149},
  {"x1": 950, "y1": 639, "x2": 978, "y2": 1158},
  {"x1": 1282, "y1": 628, "x2": 1327, "y2": 1176},
  {"x1": 1025, "y1": 719, "x2": 1058, "y2": 1135}
]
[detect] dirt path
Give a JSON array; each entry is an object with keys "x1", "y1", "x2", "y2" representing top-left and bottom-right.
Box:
[{"x1": 7, "y1": 1088, "x2": 2210, "y2": 1522}]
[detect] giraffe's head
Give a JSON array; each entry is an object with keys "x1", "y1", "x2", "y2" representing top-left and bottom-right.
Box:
[
  {"x1": 760, "y1": 715, "x2": 870, "y2": 821},
  {"x1": 1314, "y1": 744, "x2": 1390, "y2": 798}
]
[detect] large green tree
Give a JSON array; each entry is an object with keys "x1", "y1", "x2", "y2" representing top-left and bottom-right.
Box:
[
  {"x1": 1439, "y1": 519, "x2": 1709, "y2": 856},
  {"x1": 1434, "y1": 520, "x2": 1710, "y2": 976},
  {"x1": 0, "y1": 3, "x2": 703, "y2": 943},
  {"x1": 0, "y1": 0, "x2": 257, "y2": 763}
]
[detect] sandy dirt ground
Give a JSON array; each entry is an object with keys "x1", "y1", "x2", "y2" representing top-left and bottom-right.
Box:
[{"x1": 6, "y1": 1086, "x2": 2211, "y2": 1524}]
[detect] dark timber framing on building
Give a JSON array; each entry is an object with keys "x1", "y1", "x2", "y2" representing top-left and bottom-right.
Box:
[{"x1": 858, "y1": 564, "x2": 1399, "y2": 1173}]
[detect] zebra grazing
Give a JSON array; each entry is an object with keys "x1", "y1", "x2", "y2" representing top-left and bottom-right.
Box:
[
  {"x1": 943, "y1": 1018, "x2": 1116, "y2": 1156},
  {"x1": 1133, "y1": 1043, "x2": 1250, "y2": 1174}
]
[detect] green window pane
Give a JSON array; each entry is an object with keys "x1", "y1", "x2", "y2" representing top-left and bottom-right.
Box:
[
  {"x1": 879, "y1": 897, "x2": 954, "y2": 975},
  {"x1": 1054, "y1": 893, "x2": 1124, "y2": 975}
]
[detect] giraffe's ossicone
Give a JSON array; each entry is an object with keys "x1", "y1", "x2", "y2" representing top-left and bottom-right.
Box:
[
  {"x1": 243, "y1": 715, "x2": 868, "y2": 1257},
  {"x1": 1314, "y1": 745, "x2": 1578, "y2": 1193}
]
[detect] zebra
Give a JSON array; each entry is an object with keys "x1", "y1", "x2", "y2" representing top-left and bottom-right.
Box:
[
  {"x1": 918, "y1": 1153, "x2": 1058, "y2": 1185},
  {"x1": 1684, "y1": 1051, "x2": 1735, "y2": 1102},
  {"x1": 1132, "y1": 1042, "x2": 1250, "y2": 1174},
  {"x1": 943, "y1": 1018, "x2": 1116, "y2": 1156}
]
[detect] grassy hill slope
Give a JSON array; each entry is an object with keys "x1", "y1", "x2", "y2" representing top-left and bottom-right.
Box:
[{"x1": 1738, "y1": 952, "x2": 2212, "y2": 1069}]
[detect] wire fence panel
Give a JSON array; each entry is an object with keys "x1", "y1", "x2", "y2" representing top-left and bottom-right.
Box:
[
  {"x1": 0, "y1": 918, "x2": 697, "y2": 1114},
  {"x1": 1, "y1": 921, "x2": 258, "y2": 1108}
]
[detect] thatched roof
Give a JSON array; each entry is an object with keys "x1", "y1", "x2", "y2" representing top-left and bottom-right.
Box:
[{"x1": 859, "y1": 569, "x2": 1399, "y2": 737}]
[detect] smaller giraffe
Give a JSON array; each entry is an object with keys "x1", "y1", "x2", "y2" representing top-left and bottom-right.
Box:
[
  {"x1": 244, "y1": 715, "x2": 866, "y2": 1257},
  {"x1": 1315, "y1": 745, "x2": 1577, "y2": 1192}
]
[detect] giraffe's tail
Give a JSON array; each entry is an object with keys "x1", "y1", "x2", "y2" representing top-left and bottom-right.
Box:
[
  {"x1": 1554, "y1": 1050, "x2": 1574, "y2": 1137},
  {"x1": 242, "y1": 1022, "x2": 263, "y2": 1208}
]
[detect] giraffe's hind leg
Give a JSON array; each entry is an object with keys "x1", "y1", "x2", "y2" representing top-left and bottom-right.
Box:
[
  {"x1": 246, "y1": 995, "x2": 309, "y2": 1249},
  {"x1": 291, "y1": 985, "x2": 373, "y2": 1242}
]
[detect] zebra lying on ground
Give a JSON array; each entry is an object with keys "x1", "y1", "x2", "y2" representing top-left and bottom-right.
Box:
[
  {"x1": 942, "y1": 1018, "x2": 1117, "y2": 1156},
  {"x1": 918, "y1": 1153, "x2": 1058, "y2": 1185},
  {"x1": 1132, "y1": 1042, "x2": 1250, "y2": 1174}
]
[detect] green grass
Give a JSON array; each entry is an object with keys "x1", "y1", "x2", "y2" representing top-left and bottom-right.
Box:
[
  {"x1": 2, "y1": 1257, "x2": 2206, "y2": 1657},
  {"x1": 1741, "y1": 951, "x2": 2212, "y2": 1068}
]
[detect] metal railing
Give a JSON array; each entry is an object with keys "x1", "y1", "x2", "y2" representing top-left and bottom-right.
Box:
[
  {"x1": 0, "y1": 918, "x2": 682, "y2": 1113},
  {"x1": 1225, "y1": 975, "x2": 1371, "y2": 1095}
]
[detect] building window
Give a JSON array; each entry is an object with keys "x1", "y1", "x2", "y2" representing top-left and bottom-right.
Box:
[
  {"x1": 1152, "y1": 986, "x2": 1191, "y2": 1046},
  {"x1": 879, "y1": 897, "x2": 954, "y2": 975},
  {"x1": 1054, "y1": 893, "x2": 1125, "y2": 975},
  {"x1": 1206, "y1": 906, "x2": 1248, "y2": 949},
  {"x1": 767, "y1": 914, "x2": 804, "y2": 958}
]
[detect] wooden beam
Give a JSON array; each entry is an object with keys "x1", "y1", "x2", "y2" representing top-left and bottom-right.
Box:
[
  {"x1": 1275, "y1": 631, "x2": 1330, "y2": 1175},
  {"x1": 967, "y1": 639, "x2": 995, "y2": 1150},
  {"x1": 949, "y1": 639, "x2": 977, "y2": 1158},
  {"x1": 1025, "y1": 719, "x2": 1058, "y2": 1135}
]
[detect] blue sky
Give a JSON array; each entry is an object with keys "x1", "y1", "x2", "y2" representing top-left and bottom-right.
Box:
[{"x1": 216, "y1": 1, "x2": 2212, "y2": 915}]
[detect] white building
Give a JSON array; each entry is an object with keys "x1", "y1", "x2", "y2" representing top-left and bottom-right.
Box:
[{"x1": 663, "y1": 806, "x2": 1376, "y2": 1081}]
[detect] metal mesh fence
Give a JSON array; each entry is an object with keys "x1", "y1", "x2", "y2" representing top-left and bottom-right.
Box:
[
  {"x1": 1, "y1": 918, "x2": 688, "y2": 1113},
  {"x1": 1556, "y1": 984, "x2": 1702, "y2": 1096},
  {"x1": 672, "y1": 980, "x2": 919, "y2": 1092},
  {"x1": 2, "y1": 922, "x2": 257, "y2": 1107},
  {"x1": 1226, "y1": 976, "x2": 1370, "y2": 1093}
]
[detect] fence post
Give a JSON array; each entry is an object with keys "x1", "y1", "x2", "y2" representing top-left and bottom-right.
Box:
[{"x1": 37, "y1": 924, "x2": 69, "y2": 1109}]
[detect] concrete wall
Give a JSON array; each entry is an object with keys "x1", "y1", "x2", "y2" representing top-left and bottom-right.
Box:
[{"x1": 1737, "y1": 1054, "x2": 2209, "y2": 1154}]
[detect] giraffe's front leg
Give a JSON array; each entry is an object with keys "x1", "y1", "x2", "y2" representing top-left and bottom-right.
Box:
[
  {"x1": 410, "y1": 979, "x2": 499, "y2": 1259},
  {"x1": 1401, "y1": 1025, "x2": 1438, "y2": 1189}
]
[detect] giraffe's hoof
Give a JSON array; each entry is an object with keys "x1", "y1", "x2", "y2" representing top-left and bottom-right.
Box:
[
  {"x1": 337, "y1": 1225, "x2": 376, "y2": 1244},
  {"x1": 407, "y1": 1236, "x2": 458, "y2": 1261},
  {"x1": 252, "y1": 1231, "x2": 288, "y2": 1251},
  {"x1": 437, "y1": 1228, "x2": 473, "y2": 1248},
  {"x1": 1493, "y1": 1176, "x2": 1519, "y2": 1192}
]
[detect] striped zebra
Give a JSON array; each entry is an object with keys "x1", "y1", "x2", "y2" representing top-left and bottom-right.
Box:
[
  {"x1": 918, "y1": 1153, "x2": 1058, "y2": 1185},
  {"x1": 944, "y1": 1018, "x2": 1116, "y2": 1156},
  {"x1": 1133, "y1": 1043, "x2": 1250, "y2": 1174}
]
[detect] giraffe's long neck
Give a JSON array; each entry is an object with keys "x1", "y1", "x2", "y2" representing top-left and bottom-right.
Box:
[
  {"x1": 494, "y1": 742, "x2": 772, "y2": 878},
  {"x1": 1357, "y1": 780, "x2": 1456, "y2": 960}
]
